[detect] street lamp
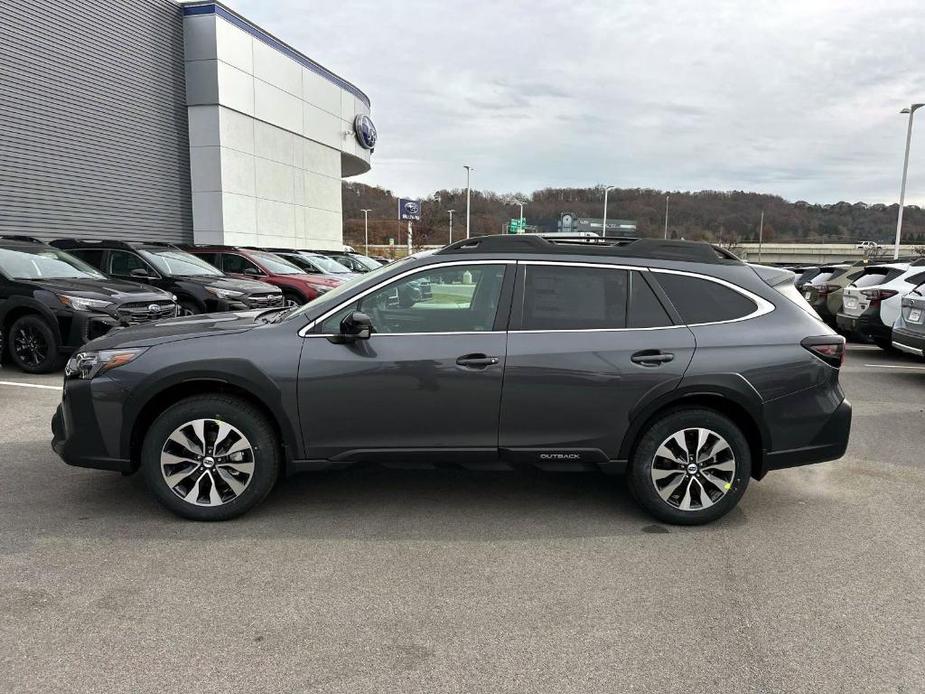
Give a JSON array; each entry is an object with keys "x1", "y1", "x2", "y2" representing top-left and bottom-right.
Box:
[
  {"x1": 894, "y1": 104, "x2": 923, "y2": 259},
  {"x1": 664, "y1": 194, "x2": 670, "y2": 239},
  {"x1": 507, "y1": 198, "x2": 526, "y2": 230},
  {"x1": 448, "y1": 209, "x2": 455, "y2": 244},
  {"x1": 360, "y1": 209, "x2": 371, "y2": 256},
  {"x1": 602, "y1": 185, "x2": 616, "y2": 238},
  {"x1": 464, "y1": 165, "x2": 473, "y2": 238}
]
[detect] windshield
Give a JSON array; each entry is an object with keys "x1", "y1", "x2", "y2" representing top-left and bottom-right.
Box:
[
  {"x1": 140, "y1": 249, "x2": 223, "y2": 276},
  {"x1": 304, "y1": 254, "x2": 352, "y2": 274},
  {"x1": 281, "y1": 254, "x2": 417, "y2": 322},
  {"x1": 351, "y1": 254, "x2": 382, "y2": 271},
  {"x1": 0, "y1": 247, "x2": 106, "y2": 280},
  {"x1": 250, "y1": 252, "x2": 304, "y2": 275}
]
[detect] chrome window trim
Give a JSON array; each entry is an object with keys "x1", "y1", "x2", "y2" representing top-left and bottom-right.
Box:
[
  {"x1": 298, "y1": 259, "x2": 515, "y2": 337},
  {"x1": 649, "y1": 267, "x2": 775, "y2": 326},
  {"x1": 304, "y1": 330, "x2": 507, "y2": 338}
]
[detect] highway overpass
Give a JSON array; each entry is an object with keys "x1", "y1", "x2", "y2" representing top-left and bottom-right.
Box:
[{"x1": 735, "y1": 243, "x2": 921, "y2": 264}]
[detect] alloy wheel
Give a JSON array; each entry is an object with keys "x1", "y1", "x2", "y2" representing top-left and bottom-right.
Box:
[
  {"x1": 13, "y1": 325, "x2": 48, "y2": 368},
  {"x1": 650, "y1": 427, "x2": 736, "y2": 511},
  {"x1": 160, "y1": 418, "x2": 255, "y2": 506}
]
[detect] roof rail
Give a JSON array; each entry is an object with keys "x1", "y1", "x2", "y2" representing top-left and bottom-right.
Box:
[
  {"x1": 50, "y1": 238, "x2": 182, "y2": 252},
  {"x1": 0, "y1": 235, "x2": 46, "y2": 244},
  {"x1": 436, "y1": 234, "x2": 739, "y2": 264}
]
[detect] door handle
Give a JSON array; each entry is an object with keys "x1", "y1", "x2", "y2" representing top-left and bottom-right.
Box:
[
  {"x1": 456, "y1": 353, "x2": 500, "y2": 368},
  {"x1": 631, "y1": 350, "x2": 675, "y2": 367}
]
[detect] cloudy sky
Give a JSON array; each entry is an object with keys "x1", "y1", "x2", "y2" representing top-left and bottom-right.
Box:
[{"x1": 235, "y1": 0, "x2": 925, "y2": 204}]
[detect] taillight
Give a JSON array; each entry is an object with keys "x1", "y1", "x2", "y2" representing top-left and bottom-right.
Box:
[
  {"x1": 860, "y1": 288, "x2": 898, "y2": 303},
  {"x1": 801, "y1": 336, "x2": 846, "y2": 368}
]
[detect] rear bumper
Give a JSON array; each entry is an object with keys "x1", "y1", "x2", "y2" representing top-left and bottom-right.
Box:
[
  {"x1": 892, "y1": 327, "x2": 925, "y2": 357},
  {"x1": 836, "y1": 309, "x2": 890, "y2": 340},
  {"x1": 761, "y1": 398, "x2": 852, "y2": 475}
]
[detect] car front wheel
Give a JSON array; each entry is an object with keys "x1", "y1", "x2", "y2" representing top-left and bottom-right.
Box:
[
  {"x1": 9, "y1": 314, "x2": 63, "y2": 373},
  {"x1": 141, "y1": 395, "x2": 280, "y2": 521},
  {"x1": 627, "y1": 409, "x2": 751, "y2": 525}
]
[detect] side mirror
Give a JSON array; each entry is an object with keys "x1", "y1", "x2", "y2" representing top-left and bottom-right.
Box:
[
  {"x1": 335, "y1": 311, "x2": 372, "y2": 342},
  {"x1": 243, "y1": 267, "x2": 261, "y2": 276},
  {"x1": 130, "y1": 268, "x2": 151, "y2": 279}
]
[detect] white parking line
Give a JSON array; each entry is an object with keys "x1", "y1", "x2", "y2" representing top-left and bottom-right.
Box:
[
  {"x1": 862, "y1": 363, "x2": 925, "y2": 371},
  {"x1": 0, "y1": 380, "x2": 61, "y2": 391}
]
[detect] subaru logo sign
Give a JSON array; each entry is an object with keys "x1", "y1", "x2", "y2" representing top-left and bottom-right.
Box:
[
  {"x1": 398, "y1": 198, "x2": 421, "y2": 221},
  {"x1": 148, "y1": 304, "x2": 162, "y2": 313},
  {"x1": 354, "y1": 114, "x2": 377, "y2": 150}
]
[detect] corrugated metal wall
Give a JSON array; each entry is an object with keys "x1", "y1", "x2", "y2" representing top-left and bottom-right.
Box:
[{"x1": 0, "y1": 0, "x2": 193, "y2": 243}]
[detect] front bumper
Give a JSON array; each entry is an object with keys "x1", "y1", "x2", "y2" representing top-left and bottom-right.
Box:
[
  {"x1": 892, "y1": 326, "x2": 925, "y2": 357},
  {"x1": 51, "y1": 376, "x2": 132, "y2": 473},
  {"x1": 761, "y1": 398, "x2": 852, "y2": 475}
]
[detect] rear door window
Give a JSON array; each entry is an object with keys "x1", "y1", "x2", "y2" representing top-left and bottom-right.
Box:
[
  {"x1": 655, "y1": 272, "x2": 757, "y2": 324},
  {"x1": 628, "y1": 271, "x2": 672, "y2": 328},
  {"x1": 520, "y1": 264, "x2": 628, "y2": 331}
]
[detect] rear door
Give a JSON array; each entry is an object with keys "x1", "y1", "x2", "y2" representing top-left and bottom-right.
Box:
[{"x1": 499, "y1": 262, "x2": 695, "y2": 463}]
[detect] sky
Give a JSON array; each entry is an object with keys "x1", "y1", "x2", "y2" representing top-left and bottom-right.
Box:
[{"x1": 234, "y1": 0, "x2": 925, "y2": 205}]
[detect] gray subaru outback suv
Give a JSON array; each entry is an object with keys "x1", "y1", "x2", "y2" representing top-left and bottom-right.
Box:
[{"x1": 52, "y1": 235, "x2": 851, "y2": 524}]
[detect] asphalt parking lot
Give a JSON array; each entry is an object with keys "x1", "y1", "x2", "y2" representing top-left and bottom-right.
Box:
[{"x1": 1, "y1": 343, "x2": 923, "y2": 693}]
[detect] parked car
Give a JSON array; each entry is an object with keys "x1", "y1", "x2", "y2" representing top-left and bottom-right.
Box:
[
  {"x1": 52, "y1": 235, "x2": 850, "y2": 525},
  {"x1": 310, "y1": 249, "x2": 383, "y2": 273},
  {"x1": 784, "y1": 265, "x2": 822, "y2": 289},
  {"x1": 801, "y1": 264, "x2": 856, "y2": 326},
  {"x1": 262, "y1": 249, "x2": 359, "y2": 281},
  {"x1": 0, "y1": 237, "x2": 176, "y2": 373},
  {"x1": 891, "y1": 280, "x2": 925, "y2": 359},
  {"x1": 836, "y1": 262, "x2": 925, "y2": 348},
  {"x1": 51, "y1": 239, "x2": 283, "y2": 316},
  {"x1": 182, "y1": 245, "x2": 342, "y2": 306}
]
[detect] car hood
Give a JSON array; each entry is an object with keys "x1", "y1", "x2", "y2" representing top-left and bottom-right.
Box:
[
  {"x1": 21, "y1": 277, "x2": 172, "y2": 301},
  {"x1": 174, "y1": 275, "x2": 279, "y2": 293},
  {"x1": 82, "y1": 310, "x2": 268, "y2": 350}
]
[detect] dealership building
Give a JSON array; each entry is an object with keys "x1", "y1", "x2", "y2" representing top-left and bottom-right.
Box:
[{"x1": 0, "y1": 0, "x2": 374, "y2": 249}]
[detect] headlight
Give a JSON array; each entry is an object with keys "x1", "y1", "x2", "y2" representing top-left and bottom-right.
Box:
[
  {"x1": 57, "y1": 294, "x2": 113, "y2": 312},
  {"x1": 64, "y1": 348, "x2": 148, "y2": 380},
  {"x1": 206, "y1": 287, "x2": 245, "y2": 299}
]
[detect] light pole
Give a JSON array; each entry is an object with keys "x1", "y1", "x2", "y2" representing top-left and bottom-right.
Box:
[
  {"x1": 758, "y1": 209, "x2": 764, "y2": 263},
  {"x1": 507, "y1": 198, "x2": 526, "y2": 231},
  {"x1": 464, "y1": 165, "x2": 473, "y2": 238},
  {"x1": 360, "y1": 208, "x2": 371, "y2": 256},
  {"x1": 448, "y1": 209, "x2": 455, "y2": 244},
  {"x1": 664, "y1": 194, "x2": 670, "y2": 239},
  {"x1": 894, "y1": 104, "x2": 923, "y2": 259},
  {"x1": 602, "y1": 185, "x2": 616, "y2": 237}
]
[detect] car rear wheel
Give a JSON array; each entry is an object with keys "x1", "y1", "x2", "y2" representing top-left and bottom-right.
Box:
[
  {"x1": 628, "y1": 409, "x2": 751, "y2": 525},
  {"x1": 141, "y1": 395, "x2": 280, "y2": 521},
  {"x1": 9, "y1": 315, "x2": 63, "y2": 374}
]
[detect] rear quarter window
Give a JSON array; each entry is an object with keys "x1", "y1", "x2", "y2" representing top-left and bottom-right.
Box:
[{"x1": 654, "y1": 272, "x2": 757, "y2": 324}]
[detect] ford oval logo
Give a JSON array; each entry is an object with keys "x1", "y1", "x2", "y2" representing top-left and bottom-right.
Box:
[{"x1": 354, "y1": 114, "x2": 377, "y2": 150}]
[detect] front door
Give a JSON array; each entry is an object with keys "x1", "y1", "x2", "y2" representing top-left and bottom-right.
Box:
[
  {"x1": 298, "y1": 262, "x2": 513, "y2": 461},
  {"x1": 499, "y1": 263, "x2": 695, "y2": 463}
]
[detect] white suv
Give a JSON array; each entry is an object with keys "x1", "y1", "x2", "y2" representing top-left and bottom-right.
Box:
[{"x1": 837, "y1": 262, "x2": 925, "y2": 349}]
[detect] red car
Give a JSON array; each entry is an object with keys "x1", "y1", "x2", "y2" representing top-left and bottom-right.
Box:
[{"x1": 182, "y1": 245, "x2": 342, "y2": 306}]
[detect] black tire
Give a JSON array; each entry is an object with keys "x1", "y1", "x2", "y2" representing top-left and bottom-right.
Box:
[
  {"x1": 873, "y1": 337, "x2": 894, "y2": 352},
  {"x1": 283, "y1": 291, "x2": 306, "y2": 308},
  {"x1": 627, "y1": 408, "x2": 751, "y2": 525},
  {"x1": 178, "y1": 299, "x2": 202, "y2": 316},
  {"x1": 140, "y1": 395, "x2": 280, "y2": 521},
  {"x1": 8, "y1": 314, "x2": 63, "y2": 374}
]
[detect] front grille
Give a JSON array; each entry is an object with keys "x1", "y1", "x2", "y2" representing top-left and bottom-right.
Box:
[
  {"x1": 246, "y1": 293, "x2": 284, "y2": 308},
  {"x1": 117, "y1": 301, "x2": 178, "y2": 325}
]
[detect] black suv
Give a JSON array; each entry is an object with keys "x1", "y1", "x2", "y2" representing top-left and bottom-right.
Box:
[
  {"x1": 52, "y1": 235, "x2": 851, "y2": 524},
  {"x1": 50, "y1": 239, "x2": 283, "y2": 315},
  {"x1": 0, "y1": 237, "x2": 176, "y2": 373}
]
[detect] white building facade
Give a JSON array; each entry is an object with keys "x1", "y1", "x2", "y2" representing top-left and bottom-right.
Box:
[{"x1": 183, "y1": 2, "x2": 374, "y2": 250}]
